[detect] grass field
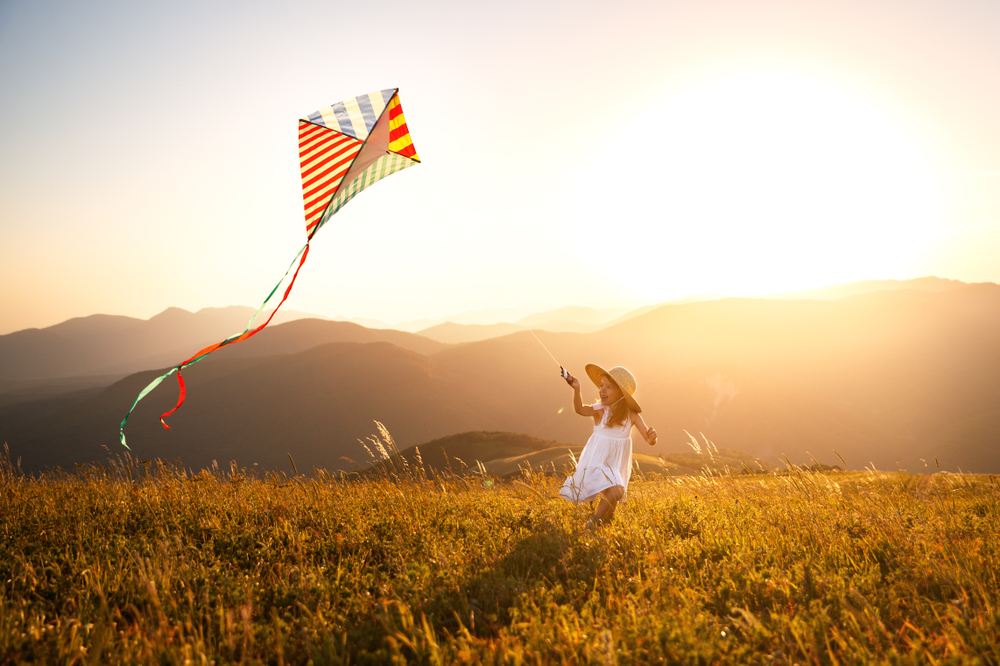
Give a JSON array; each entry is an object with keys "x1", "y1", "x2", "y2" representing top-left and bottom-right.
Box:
[{"x1": 2, "y1": 433, "x2": 998, "y2": 665}]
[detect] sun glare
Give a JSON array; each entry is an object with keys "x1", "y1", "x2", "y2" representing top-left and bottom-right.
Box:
[{"x1": 571, "y1": 69, "x2": 941, "y2": 298}]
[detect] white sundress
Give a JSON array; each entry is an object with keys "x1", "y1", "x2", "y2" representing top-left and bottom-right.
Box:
[{"x1": 559, "y1": 404, "x2": 633, "y2": 504}]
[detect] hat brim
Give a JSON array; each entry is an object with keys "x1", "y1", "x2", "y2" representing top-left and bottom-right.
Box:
[{"x1": 584, "y1": 363, "x2": 642, "y2": 413}]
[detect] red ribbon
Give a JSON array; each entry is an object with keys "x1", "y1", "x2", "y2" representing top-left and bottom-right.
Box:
[
  {"x1": 160, "y1": 371, "x2": 186, "y2": 428},
  {"x1": 158, "y1": 243, "x2": 311, "y2": 429}
]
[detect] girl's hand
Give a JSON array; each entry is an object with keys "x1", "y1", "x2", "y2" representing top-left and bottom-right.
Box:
[
  {"x1": 560, "y1": 367, "x2": 579, "y2": 388},
  {"x1": 646, "y1": 427, "x2": 657, "y2": 445}
]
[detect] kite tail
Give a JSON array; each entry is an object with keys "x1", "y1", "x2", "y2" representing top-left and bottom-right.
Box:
[{"x1": 118, "y1": 241, "x2": 311, "y2": 449}]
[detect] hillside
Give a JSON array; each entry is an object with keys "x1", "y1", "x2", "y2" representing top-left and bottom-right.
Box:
[
  {"x1": 417, "y1": 322, "x2": 527, "y2": 345},
  {"x1": 5, "y1": 281, "x2": 1000, "y2": 474},
  {"x1": 0, "y1": 315, "x2": 447, "y2": 432},
  {"x1": 3, "y1": 342, "x2": 519, "y2": 473},
  {"x1": 428, "y1": 283, "x2": 1000, "y2": 473},
  {"x1": 514, "y1": 306, "x2": 633, "y2": 333},
  {"x1": 367, "y1": 431, "x2": 773, "y2": 479},
  {"x1": 0, "y1": 306, "x2": 326, "y2": 381},
  {"x1": 766, "y1": 276, "x2": 970, "y2": 301},
  {"x1": 0, "y1": 308, "x2": 444, "y2": 383},
  {"x1": 589, "y1": 283, "x2": 1000, "y2": 471},
  {"x1": 204, "y1": 318, "x2": 447, "y2": 359}
]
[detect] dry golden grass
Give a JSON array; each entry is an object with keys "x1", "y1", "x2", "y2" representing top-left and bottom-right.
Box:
[{"x1": 1, "y1": 434, "x2": 998, "y2": 665}]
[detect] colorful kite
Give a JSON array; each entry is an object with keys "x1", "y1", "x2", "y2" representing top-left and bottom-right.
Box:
[{"x1": 119, "y1": 88, "x2": 420, "y2": 448}]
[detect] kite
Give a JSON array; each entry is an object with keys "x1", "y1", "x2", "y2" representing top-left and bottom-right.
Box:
[{"x1": 119, "y1": 88, "x2": 420, "y2": 448}]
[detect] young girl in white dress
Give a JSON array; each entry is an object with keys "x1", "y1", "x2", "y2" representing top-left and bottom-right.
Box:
[{"x1": 559, "y1": 364, "x2": 657, "y2": 529}]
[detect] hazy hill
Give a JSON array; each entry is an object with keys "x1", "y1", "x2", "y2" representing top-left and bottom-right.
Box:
[
  {"x1": 405, "y1": 304, "x2": 653, "y2": 337},
  {"x1": 0, "y1": 384, "x2": 110, "y2": 431},
  {"x1": 416, "y1": 322, "x2": 527, "y2": 345},
  {"x1": 204, "y1": 318, "x2": 447, "y2": 359},
  {"x1": 426, "y1": 284, "x2": 1000, "y2": 473},
  {"x1": 601, "y1": 284, "x2": 1000, "y2": 471},
  {"x1": 0, "y1": 309, "x2": 444, "y2": 384},
  {"x1": 765, "y1": 276, "x2": 969, "y2": 300},
  {"x1": 598, "y1": 304, "x2": 665, "y2": 329},
  {"x1": 416, "y1": 306, "x2": 658, "y2": 344},
  {"x1": 373, "y1": 431, "x2": 578, "y2": 476},
  {"x1": 328, "y1": 315, "x2": 394, "y2": 329},
  {"x1": 394, "y1": 306, "x2": 544, "y2": 332},
  {"x1": 369, "y1": 431, "x2": 770, "y2": 478},
  {"x1": 0, "y1": 306, "x2": 326, "y2": 381},
  {"x1": 5, "y1": 281, "x2": 1000, "y2": 474},
  {"x1": 515, "y1": 306, "x2": 633, "y2": 332},
  {"x1": 3, "y1": 342, "x2": 517, "y2": 473},
  {"x1": 0, "y1": 316, "x2": 446, "y2": 431}
]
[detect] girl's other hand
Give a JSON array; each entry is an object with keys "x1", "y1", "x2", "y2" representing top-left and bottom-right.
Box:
[{"x1": 647, "y1": 427, "x2": 657, "y2": 445}]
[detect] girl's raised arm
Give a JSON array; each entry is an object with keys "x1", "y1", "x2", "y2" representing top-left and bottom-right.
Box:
[
  {"x1": 567, "y1": 373, "x2": 601, "y2": 421},
  {"x1": 632, "y1": 411, "x2": 658, "y2": 445}
]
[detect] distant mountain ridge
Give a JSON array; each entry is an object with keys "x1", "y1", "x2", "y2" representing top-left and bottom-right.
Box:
[
  {"x1": 4, "y1": 277, "x2": 1000, "y2": 475},
  {"x1": 765, "y1": 277, "x2": 970, "y2": 301},
  {"x1": 0, "y1": 306, "x2": 441, "y2": 382},
  {"x1": 415, "y1": 306, "x2": 638, "y2": 344},
  {"x1": 417, "y1": 322, "x2": 527, "y2": 345},
  {"x1": 1, "y1": 278, "x2": 971, "y2": 378},
  {"x1": 417, "y1": 277, "x2": 973, "y2": 343},
  {"x1": 515, "y1": 306, "x2": 635, "y2": 332}
]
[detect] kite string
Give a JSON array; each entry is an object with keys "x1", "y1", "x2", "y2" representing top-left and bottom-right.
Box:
[{"x1": 414, "y1": 189, "x2": 563, "y2": 370}]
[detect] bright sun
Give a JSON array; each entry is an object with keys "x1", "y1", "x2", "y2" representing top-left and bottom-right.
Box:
[{"x1": 571, "y1": 69, "x2": 942, "y2": 298}]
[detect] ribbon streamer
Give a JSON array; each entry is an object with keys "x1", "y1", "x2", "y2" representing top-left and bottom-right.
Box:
[{"x1": 118, "y1": 242, "x2": 310, "y2": 448}]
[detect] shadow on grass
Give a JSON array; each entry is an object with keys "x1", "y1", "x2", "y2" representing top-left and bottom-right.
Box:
[{"x1": 400, "y1": 513, "x2": 610, "y2": 640}]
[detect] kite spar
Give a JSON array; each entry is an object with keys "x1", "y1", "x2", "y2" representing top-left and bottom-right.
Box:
[{"x1": 119, "y1": 88, "x2": 420, "y2": 448}]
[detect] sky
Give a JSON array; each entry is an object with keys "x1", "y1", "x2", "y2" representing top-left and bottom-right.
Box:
[{"x1": 1, "y1": 0, "x2": 999, "y2": 334}]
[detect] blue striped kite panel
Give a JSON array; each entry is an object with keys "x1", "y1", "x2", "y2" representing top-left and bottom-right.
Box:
[{"x1": 303, "y1": 88, "x2": 398, "y2": 141}]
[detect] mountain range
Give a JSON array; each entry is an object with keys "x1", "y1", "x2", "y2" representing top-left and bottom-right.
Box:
[
  {"x1": 2, "y1": 277, "x2": 998, "y2": 475},
  {"x1": 0, "y1": 306, "x2": 332, "y2": 383}
]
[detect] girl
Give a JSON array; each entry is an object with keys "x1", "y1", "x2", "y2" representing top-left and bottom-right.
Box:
[{"x1": 559, "y1": 364, "x2": 657, "y2": 529}]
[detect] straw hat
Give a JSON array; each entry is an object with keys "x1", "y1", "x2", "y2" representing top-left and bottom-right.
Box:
[{"x1": 585, "y1": 364, "x2": 641, "y2": 413}]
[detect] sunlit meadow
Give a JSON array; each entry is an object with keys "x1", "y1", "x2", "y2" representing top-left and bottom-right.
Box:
[{"x1": 1, "y1": 431, "x2": 998, "y2": 665}]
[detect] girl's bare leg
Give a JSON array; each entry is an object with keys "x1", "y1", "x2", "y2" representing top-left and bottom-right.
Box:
[{"x1": 589, "y1": 486, "x2": 624, "y2": 526}]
